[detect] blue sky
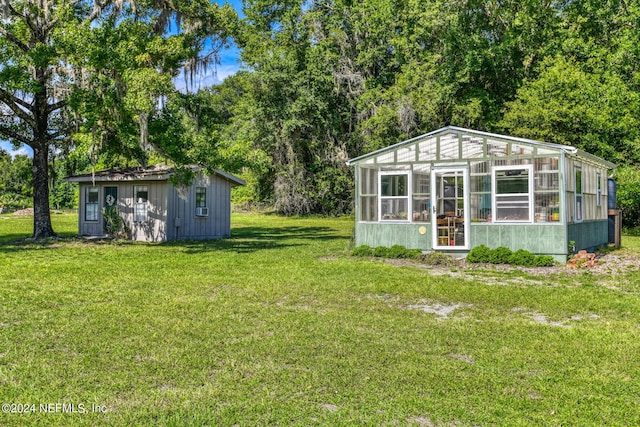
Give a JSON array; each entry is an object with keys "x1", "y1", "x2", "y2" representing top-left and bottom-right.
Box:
[{"x1": 1, "y1": 0, "x2": 244, "y2": 158}]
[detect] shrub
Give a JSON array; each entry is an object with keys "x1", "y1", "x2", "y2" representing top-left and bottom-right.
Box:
[
  {"x1": 352, "y1": 245, "x2": 373, "y2": 257},
  {"x1": 466, "y1": 245, "x2": 556, "y2": 267},
  {"x1": 509, "y1": 249, "x2": 537, "y2": 267},
  {"x1": 490, "y1": 246, "x2": 513, "y2": 264},
  {"x1": 533, "y1": 255, "x2": 555, "y2": 267},
  {"x1": 373, "y1": 246, "x2": 390, "y2": 258},
  {"x1": 466, "y1": 245, "x2": 492, "y2": 263}
]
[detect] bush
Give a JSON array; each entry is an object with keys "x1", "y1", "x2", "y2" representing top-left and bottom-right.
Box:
[
  {"x1": 509, "y1": 249, "x2": 537, "y2": 267},
  {"x1": 466, "y1": 245, "x2": 492, "y2": 263},
  {"x1": 490, "y1": 246, "x2": 513, "y2": 264},
  {"x1": 533, "y1": 255, "x2": 555, "y2": 267},
  {"x1": 352, "y1": 245, "x2": 373, "y2": 257},
  {"x1": 373, "y1": 246, "x2": 390, "y2": 258},
  {"x1": 467, "y1": 245, "x2": 556, "y2": 267}
]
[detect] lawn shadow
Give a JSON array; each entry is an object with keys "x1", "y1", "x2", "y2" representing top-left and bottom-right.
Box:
[
  {"x1": 0, "y1": 225, "x2": 344, "y2": 255},
  {"x1": 168, "y1": 225, "x2": 344, "y2": 254}
]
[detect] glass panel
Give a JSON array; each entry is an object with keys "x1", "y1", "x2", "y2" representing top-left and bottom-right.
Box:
[
  {"x1": 439, "y1": 133, "x2": 460, "y2": 160},
  {"x1": 462, "y1": 135, "x2": 485, "y2": 158},
  {"x1": 397, "y1": 145, "x2": 416, "y2": 162},
  {"x1": 381, "y1": 174, "x2": 408, "y2": 197},
  {"x1": 381, "y1": 198, "x2": 408, "y2": 220},
  {"x1": 576, "y1": 169, "x2": 583, "y2": 194},
  {"x1": 418, "y1": 137, "x2": 437, "y2": 161},
  {"x1": 196, "y1": 187, "x2": 206, "y2": 207},
  {"x1": 360, "y1": 168, "x2": 378, "y2": 195},
  {"x1": 496, "y1": 195, "x2": 530, "y2": 221},
  {"x1": 376, "y1": 152, "x2": 394, "y2": 163},
  {"x1": 512, "y1": 144, "x2": 534, "y2": 156},
  {"x1": 85, "y1": 187, "x2": 99, "y2": 221},
  {"x1": 496, "y1": 169, "x2": 529, "y2": 194},
  {"x1": 412, "y1": 198, "x2": 430, "y2": 222},
  {"x1": 359, "y1": 196, "x2": 378, "y2": 221},
  {"x1": 487, "y1": 140, "x2": 508, "y2": 156},
  {"x1": 534, "y1": 193, "x2": 560, "y2": 222},
  {"x1": 134, "y1": 185, "x2": 148, "y2": 222}
]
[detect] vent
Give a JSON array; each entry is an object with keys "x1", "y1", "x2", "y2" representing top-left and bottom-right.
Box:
[{"x1": 195, "y1": 207, "x2": 208, "y2": 217}]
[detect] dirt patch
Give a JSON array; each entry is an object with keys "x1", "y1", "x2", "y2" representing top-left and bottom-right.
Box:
[
  {"x1": 406, "y1": 301, "x2": 471, "y2": 319},
  {"x1": 382, "y1": 248, "x2": 640, "y2": 283}
]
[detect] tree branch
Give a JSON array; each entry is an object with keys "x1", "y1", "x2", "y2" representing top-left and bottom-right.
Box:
[
  {"x1": 46, "y1": 99, "x2": 67, "y2": 115},
  {"x1": 0, "y1": 124, "x2": 31, "y2": 146},
  {"x1": 0, "y1": 88, "x2": 35, "y2": 128},
  {"x1": 0, "y1": 27, "x2": 30, "y2": 53}
]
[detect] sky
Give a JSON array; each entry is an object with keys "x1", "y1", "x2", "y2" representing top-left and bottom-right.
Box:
[{"x1": 0, "y1": 0, "x2": 244, "y2": 158}]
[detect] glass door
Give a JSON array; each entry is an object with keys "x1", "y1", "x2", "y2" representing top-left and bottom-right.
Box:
[{"x1": 431, "y1": 168, "x2": 469, "y2": 250}]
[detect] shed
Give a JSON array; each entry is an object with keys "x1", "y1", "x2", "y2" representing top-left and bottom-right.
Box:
[
  {"x1": 347, "y1": 126, "x2": 616, "y2": 262},
  {"x1": 64, "y1": 165, "x2": 245, "y2": 242}
]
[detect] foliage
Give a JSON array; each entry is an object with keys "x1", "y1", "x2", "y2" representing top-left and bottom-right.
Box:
[
  {"x1": 615, "y1": 165, "x2": 640, "y2": 229},
  {"x1": 466, "y1": 245, "x2": 493, "y2": 264},
  {"x1": 351, "y1": 245, "x2": 373, "y2": 257},
  {"x1": 372, "y1": 246, "x2": 390, "y2": 258},
  {"x1": 101, "y1": 205, "x2": 126, "y2": 238},
  {"x1": 467, "y1": 245, "x2": 555, "y2": 267}
]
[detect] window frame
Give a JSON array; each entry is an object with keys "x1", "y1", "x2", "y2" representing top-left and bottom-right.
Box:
[
  {"x1": 492, "y1": 164, "x2": 534, "y2": 223},
  {"x1": 195, "y1": 187, "x2": 207, "y2": 208},
  {"x1": 85, "y1": 186, "x2": 99, "y2": 222},
  {"x1": 378, "y1": 171, "x2": 411, "y2": 222},
  {"x1": 134, "y1": 185, "x2": 149, "y2": 222},
  {"x1": 596, "y1": 172, "x2": 602, "y2": 207},
  {"x1": 575, "y1": 167, "x2": 583, "y2": 223}
]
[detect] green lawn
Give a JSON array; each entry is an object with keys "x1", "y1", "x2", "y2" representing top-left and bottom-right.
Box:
[{"x1": 0, "y1": 213, "x2": 639, "y2": 426}]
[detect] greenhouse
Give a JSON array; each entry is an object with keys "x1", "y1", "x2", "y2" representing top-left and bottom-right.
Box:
[{"x1": 347, "y1": 126, "x2": 616, "y2": 262}]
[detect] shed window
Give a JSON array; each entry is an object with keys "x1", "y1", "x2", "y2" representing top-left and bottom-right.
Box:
[
  {"x1": 85, "y1": 187, "x2": 99, "y2": 221},
  {"x1": 412, "y1": 171, "x2": 430, "y2": 222},
  {"x1": 575, "y1": 168, "x2": 583, "y2": 222},
  {"x1": 380, "y1": 172, "x2": 409, "y2": 221},
  {"x1": 134, "y1": 185, "x2": 148, "y2": 222},
  {"x1": 196, "y1": 187, "x2": 207, "y2": 208},
  {"x1": 493, "y1": 166, "x2": 533, "y2": 222},
  {"x1": 596, "y1": 173, "x2": 602, "y2": 207}
]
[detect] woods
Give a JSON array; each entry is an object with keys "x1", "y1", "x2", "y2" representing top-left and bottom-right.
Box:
[{"x1": 3, "y1": 0, "x2": 640, "y2": 234}]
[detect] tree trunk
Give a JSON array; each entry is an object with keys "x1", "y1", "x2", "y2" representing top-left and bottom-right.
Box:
[{"x1": 31, "y1": 144, "x2": 55, "y2": 239}]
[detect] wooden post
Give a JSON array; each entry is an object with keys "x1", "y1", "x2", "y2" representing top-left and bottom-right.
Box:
[{"x1": 608, "y1": 209, "x2": 622, "y2": 248}]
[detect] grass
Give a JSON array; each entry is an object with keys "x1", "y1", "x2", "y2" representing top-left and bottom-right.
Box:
[{"x1": 0, "y1": 212, "x2": 639, "y2": 426}]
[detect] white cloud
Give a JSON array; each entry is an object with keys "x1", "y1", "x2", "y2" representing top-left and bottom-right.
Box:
[{"x1": 0, "y1": 141, "x2": 32, "y2": 158}]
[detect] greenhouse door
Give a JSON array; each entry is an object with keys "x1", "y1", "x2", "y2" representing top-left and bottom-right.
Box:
[{"x1": 431, "y1": 168, "x2": 469, "y2": 250}]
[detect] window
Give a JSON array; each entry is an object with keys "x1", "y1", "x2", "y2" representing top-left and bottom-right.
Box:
[
  {"x1": 412, "y1": 171, "x2": 430, "y2": 222},
  {"x1": 85, "y1": 187, "x2": 99, "y2": 221},
  {"x1": 575, "y1": 168, "x2": 583, "y2": 222},
  {"x1": 596, "y1": 172, "x2": 602, "y2": 207},
  {"x1": 380, "y1": 172, "x2": 409, "y2": 221},
  {"x1": 359, "y1": 168, "x2": 378, "y2": 221},
  {"x1": 196, "y1": 187, "x2": 206, "y2": 208},
  {"x1": 493, "y1": 165, "x2": 533, "y2": 222},
  {"x1": 134, "y1": 185, "x2": 148, "y2": 222}
]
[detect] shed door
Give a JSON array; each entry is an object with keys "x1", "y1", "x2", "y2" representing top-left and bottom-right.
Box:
[
  {"x1": 104, "y1": 186, "x2": 118, "y2": 232},
  {"x1": 431, "y1": 168, "x2": 469, "y2": 250}
]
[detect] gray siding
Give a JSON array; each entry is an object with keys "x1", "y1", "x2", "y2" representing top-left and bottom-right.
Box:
[
  {"x1": 118, "y1": 181, "x2": 168, "y2": 242},
  {"x1": 169, "y1": 174, "x2": 232, "y2": 240}
]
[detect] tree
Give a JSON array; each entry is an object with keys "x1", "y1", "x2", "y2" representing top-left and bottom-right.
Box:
[{"x1": 0, "y1": 0, "x2": 236, "y2": 238}]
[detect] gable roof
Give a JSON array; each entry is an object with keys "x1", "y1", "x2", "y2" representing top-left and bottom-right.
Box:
[
  {"x1": 64, "y1": 164, "x2": 246, "y2": 187},
  {"x1": 347, "y1": 126, "x2": 616, "y2": 169}
]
